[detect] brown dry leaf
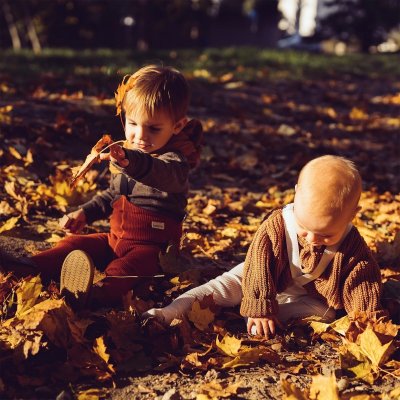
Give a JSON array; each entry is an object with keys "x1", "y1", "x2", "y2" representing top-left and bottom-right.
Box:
[
  {"x1": 196, "y1": 380, "x2": 242, "y2": 399},
  {"x1": 70, "y1": 134, "x2": 113, "y2": 188},
  {"x1": 281, "y1": 379, "x2": 309, "y2": 400},
  {"x1": 309, "y1": 374, "x2": 339, "y2": 400},
  {"x1": 159, "y1": 242, "x2": 186, "y2": 274},
  {"x1": 67, "y1": 343, "x2": 115, "y2": 382},
  {"x1": 122, "y1": 291, "x2": 153, "y2": 314},
  {"x1": 187, "y1": 299, "x2": 215, "y2": 331}
]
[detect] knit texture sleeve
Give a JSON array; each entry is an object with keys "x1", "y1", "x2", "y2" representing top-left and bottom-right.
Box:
[
  {"x1": 240, "y1": 210, "x2": 284, "y2": 318},
  {"x1": 339, "y1": 230, "x2": 387, "y2": 319}
]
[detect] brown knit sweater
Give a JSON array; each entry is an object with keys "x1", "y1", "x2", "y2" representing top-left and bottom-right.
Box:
[{"x1": 240, "y1": 208, "x2": 386, "y2": 319}]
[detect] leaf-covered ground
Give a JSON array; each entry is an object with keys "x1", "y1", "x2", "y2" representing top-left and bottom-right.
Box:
[{"x1": 0, "y1": 48, "x2": 399, "y2": 400}]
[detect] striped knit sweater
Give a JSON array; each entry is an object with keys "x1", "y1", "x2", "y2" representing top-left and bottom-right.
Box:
[{"x1": 240, "y1": 208, "x2": 386, "y2": 319}]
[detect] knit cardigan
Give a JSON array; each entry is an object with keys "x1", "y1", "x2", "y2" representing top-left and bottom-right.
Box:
[{"x1": 240, "y1": 209, "x2": 385, "y2": 319}]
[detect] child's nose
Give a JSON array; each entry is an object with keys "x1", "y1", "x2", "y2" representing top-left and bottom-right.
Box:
[
  {"x1": 135, "y1": 126, "x2": 147, "y2": 141},
  {"x1": 305, "y1": 232, "x2": 319, "y2": 244}
]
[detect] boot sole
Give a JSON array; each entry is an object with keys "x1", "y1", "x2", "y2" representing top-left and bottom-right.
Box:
[{"x1": 60, "y1": 250, "x2": 94, "y2": 310}]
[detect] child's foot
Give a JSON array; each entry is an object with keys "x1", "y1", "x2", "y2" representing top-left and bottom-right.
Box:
[{"x1": 60, "y1": 250, "x2": 94, "y2": 311}]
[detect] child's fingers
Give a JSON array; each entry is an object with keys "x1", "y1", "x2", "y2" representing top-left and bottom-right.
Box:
[
  {"x1": 110, "y1": 144, "x2": 125, "y2": 160},
  {"x1": 99, "y1": 152, "x2": 110, "y2": 161},
  {"x1": 267, "y1": 319, "x2": 276, "y2": 337}
]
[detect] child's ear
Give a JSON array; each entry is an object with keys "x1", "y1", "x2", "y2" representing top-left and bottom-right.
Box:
[
  {"x1": 350, "y1": 205, "x2": 361, "y2": 221},
  {"x1": 173, "y1": 117, "x2": 188, "y2": 135}
]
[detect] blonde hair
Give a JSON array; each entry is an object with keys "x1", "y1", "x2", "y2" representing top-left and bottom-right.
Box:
[
  {"x1": 297, "y1": 155, "x2": 362, "y2": 213},
  {"x1": 116, "y1": 65, "x2": 190, "y2": 122}
]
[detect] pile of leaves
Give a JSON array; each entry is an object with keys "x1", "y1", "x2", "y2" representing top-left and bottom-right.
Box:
[{"x1": 0, "y1": 272, "x2": 399, "y2": 399}]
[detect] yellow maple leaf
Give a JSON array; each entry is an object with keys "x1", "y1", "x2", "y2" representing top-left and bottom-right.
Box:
[
  {"x1": 310, "y1": 320, "x2": 330, "y2": 335},
  {"x1": 188, "y1": 299, "x2": 215, "y2": 331},
  {"x1": 358, "y1": 327, "x2": 394, "y2": 366},
  {"x1": 94, "y1": 336, "x2": 115, "y2": 373},
  {"x1": 221, "y1": 346, "x2": 280, "y2": 369},
  {"x1": 330, "y1": 315, "x2": 351, "y2": 336},
  {"x1": 15, "y1": 275, "x2": 43, "y2": 317},
  {"x1": 215, "y1": 334, "x2": 242, "y2": 357},
  {"x1": 309, "y1": 374, "x2": 339, "y2": 400}
]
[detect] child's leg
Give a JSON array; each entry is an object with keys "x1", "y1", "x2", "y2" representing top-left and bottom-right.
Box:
[
  {"x1": 144, "y1": 262, "x2": 244, "y2": 324},
  {"x1": 277, "y1": 294, "x2": 336, "y2": 322},
  {"x1": 30, "y1": 233, "x2": 112, "y2": 282},
  {"x1": 93, "y1": 243, "x2": 163, "y2": 305}
]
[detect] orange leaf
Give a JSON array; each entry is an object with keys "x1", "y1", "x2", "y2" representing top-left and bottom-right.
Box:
[{"x1": 70, "y1": 134, "x2": 113, "y2": 188}]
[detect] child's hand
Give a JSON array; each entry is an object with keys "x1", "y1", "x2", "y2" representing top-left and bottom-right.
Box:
[
  {"x1": 247, "y1": 315, "x2": 282, "y2": 338},
  {"x1": 59, "y1": 209, "x2": 87, "y2": 234},
  {"x1": 99, "y1": 144, "x2": 129, "y2": 168}
]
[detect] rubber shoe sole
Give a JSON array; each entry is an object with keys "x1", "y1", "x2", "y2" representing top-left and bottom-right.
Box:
[{"x1": 60, "y1": 250, "x2": 94, "y2": 311}]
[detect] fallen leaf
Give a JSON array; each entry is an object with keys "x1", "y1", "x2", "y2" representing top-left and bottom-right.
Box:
[
  {"x1": 70, "y1": 134, "x2": 113, "y2": 188},
  {"x1": 188, "y1": 299, "x2": 215, "y2": 331},
  {"x1": 309, "y1": 374, "x2": 339, "y2": 400}
]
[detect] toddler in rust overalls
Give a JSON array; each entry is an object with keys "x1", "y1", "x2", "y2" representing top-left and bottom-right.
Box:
[{"x1": 29, "y1": 65, "x2": 203, "y2": 307}]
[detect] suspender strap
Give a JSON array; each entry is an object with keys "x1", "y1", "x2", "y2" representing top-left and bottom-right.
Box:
[
  {"x1": 282, "y1": 204, "x2": 302, "y2": 278},
  {"x1": 282, "y1": 203, "x2": 352, "y2": 286}
]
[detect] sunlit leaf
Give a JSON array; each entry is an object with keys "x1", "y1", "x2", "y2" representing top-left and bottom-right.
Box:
[
  {"x1": 15, "y1": 276, "x2": 43, "y2": 317},
  {"x1": 309, "y1": 374, "x2": 339, "y2": 400},
  {"x1": 215, "y1": 334, "x2": 242, "y2": 357},
  {"x1": 188, "y1": 299, "x2": 215, "y2": 331},
  {"x1": 0, "y1": 216, "x2": 19, "y2": 233}
]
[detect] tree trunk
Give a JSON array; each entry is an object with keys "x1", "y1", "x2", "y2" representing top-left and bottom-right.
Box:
[
  {"x1": 1, "y1": 0, "x2": 21, "y2": 50},
  {"x1": 25, "y1": 15, "x2": 42, "y2": 53}
]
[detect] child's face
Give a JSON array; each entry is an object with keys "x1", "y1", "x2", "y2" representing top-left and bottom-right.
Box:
[
  {"x1": 124, "y1": 109, "x2": 186, "y2": 153},
  {"x1": 293, "y1": 194, "x2": 357, "y2": 247}
]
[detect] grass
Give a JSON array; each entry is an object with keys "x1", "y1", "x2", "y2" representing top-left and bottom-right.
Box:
[{"x1": 0, "y1": 47, "x2": 399, "y2": 83}]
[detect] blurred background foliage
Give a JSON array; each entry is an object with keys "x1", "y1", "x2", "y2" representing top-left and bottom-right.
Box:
[{"x1": 1, "y1": 0, "x2": 399, "y2": 54}]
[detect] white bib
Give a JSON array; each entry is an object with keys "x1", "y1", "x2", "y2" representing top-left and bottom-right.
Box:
[{"x1": 282, "y1": 203, "x2": 352, "y2": 292}]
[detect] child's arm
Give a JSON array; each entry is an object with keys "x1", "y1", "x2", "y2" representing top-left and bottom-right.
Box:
[
  {"x1": 240, "y1": 215, "x2": 283, "y2": 319},
  {"x1": 59, "y1": 209, "x2": 87, "y2": 234},
  {"x1": 337, "y1": 229, "x2": 388, "y2": 320},
  {"x1": 144, "y1": 262, "x2": 244, "y2": 324},
  {"x1": 110, "y1": 149, "x2": 189, "y2": 193},
  {"x1": 70, "y1": 174, "x2": 120, "y2": 226}
]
